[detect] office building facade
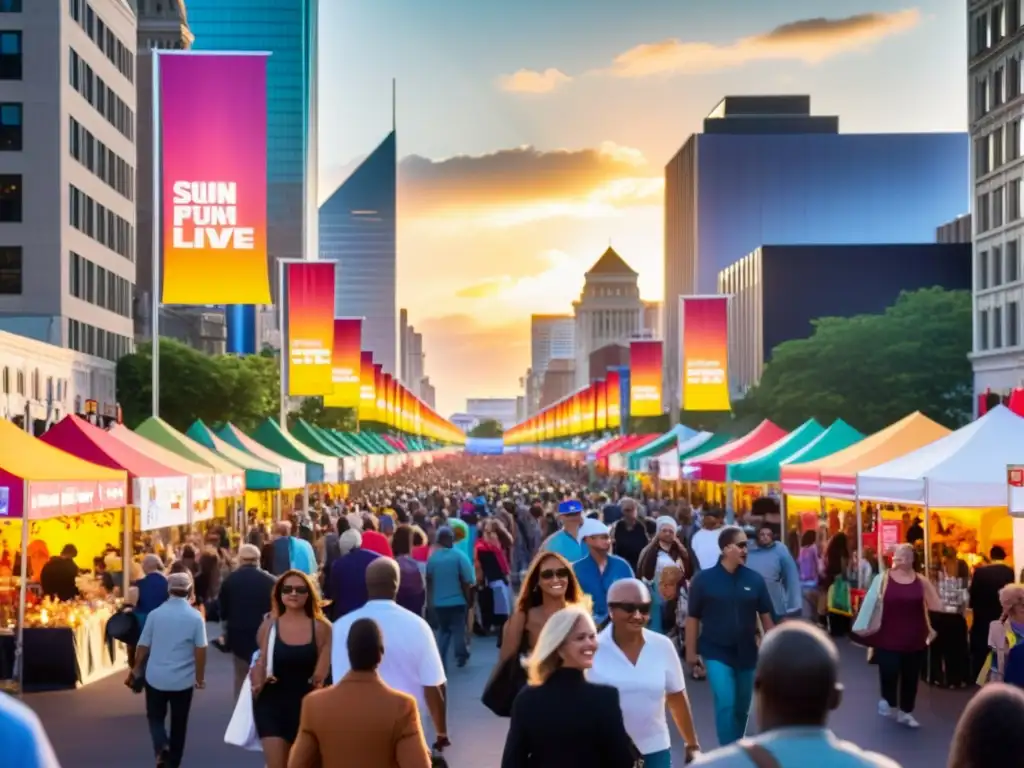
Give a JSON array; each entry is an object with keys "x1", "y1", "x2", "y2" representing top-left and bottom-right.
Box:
[
  {"x1": 970, "y1": 1, "x2": 1024, "y2": 400},
  {"x1": 937, "y1": 214, "x2": 973, "y2": 244},
  {"x1": 531, "y1": 314, "x2": 574, "y2": 373},
  {"x1": 399, "y1": 308, "x2": 424, "y2": 397},
  {"x1": 0, "y1": 0, "x2": 137, "y2": 363},
  {"x1": 719, "y1": 244, "x2": 972, "y2": 395},
  {"x1": 319, "y1": 132, "x2": 397, "y2": 373},
  {"x1": 466, "y1": 397, "x2": 519, "y2": 430},
  {"x1": 185, "y1": 0, "x2": 319, "y2": 354},
  {"x1": 664, "y1": 95, "x2": 969, "y2": 415}
]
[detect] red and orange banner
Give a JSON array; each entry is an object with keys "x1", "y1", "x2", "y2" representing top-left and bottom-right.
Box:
[
  {"x1": 324, "y1": 318, "x2": 362, "y2": 409},
  {"x1": 358, "y1": 352, "x2": 376, "y2": 422},
  {"x1": 373, "y1": 364, "x2": 384, "y2": 422},
  {"x1": 630, "y1": 340, "x2": 664, "y2": 417},
  {"x1": 159, "y1": 53, "x2": 272, "y2": 304},
  {"x1": 285, "y1": 262, "x2": 335, "y2": 396},
  {"x1": 606, "y1": 369, "x2": 622, "y2": 430},
  {"x1": 595, "y1": 379, "x2": 608, "y2": 431},
  {"x1": 680, "y1": 296, "x2": 731, "y2": 411}
]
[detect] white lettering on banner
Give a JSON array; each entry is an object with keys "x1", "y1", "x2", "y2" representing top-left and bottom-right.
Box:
[
  {"x1": 290, "y1": 348, "x2": 331, "y2": 366},
  {"x1": 33, "y1": 493, "x2": 60, "y2": 510},
  {"x1": 332, "y1": 368, "x2": 359, "y2": 384},
  {"x1": 685, "y1": 359, "x2": 725, "y2": 386},
  {"x1": 632, "y1": 386, "x2": 660, "y2": 402},
  {"x1": 170, "y1": 181, "x2": 254, "y2": 250}
]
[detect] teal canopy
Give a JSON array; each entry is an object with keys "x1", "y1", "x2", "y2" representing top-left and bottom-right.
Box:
[
  {"x1": 781, "y1": 419, "x2": 865, "y2": 466},
  {"x1": 186, "y1": 419, "x2": 281, "y2": 490},
  {"x1": 250, "y1": 419, "x2": 326, "y2": 484},
  {"x1": 727, "y1": 419, "x2": 824, "y2": 484},
  {"x1": 627, "y1": 424, "x2": 699, "y2": 468},
  {"x1": 679, "y1": 433, "x2": 731, "y2": 463},
  {"x1": 291, "y1": 419, "x2": 351, "y2": 458}
]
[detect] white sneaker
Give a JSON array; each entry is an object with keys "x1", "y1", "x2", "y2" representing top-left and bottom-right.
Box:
[
  {"x1": 897, "y1": 711, "x2": 920, "y2": 728},
  {"x1": 878, "y1": 699, "x2": 893, "y2": 717}
]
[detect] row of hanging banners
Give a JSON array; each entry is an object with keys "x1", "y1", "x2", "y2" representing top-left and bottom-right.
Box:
[
  {"x1": 153, "y1": 51, "x2": 460, "y2": 443},
  {"x1": 505, "y1": 296, "x2": 731, "y2": 444}
]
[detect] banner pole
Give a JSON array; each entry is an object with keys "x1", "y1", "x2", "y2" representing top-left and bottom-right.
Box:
[
  {"x1": 151, "y1": 51, "x2": 162, "y2": 419},
  {"x1": 279, "y1": 258, "x2": 286, "y2": 429}
]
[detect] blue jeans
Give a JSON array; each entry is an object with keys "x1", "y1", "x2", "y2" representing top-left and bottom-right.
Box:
[
  {"x1": 705, "y1": 659, "x2": 754, "y2": 746},
  {"x1": 434, "y1": 605, "x2": 468, "y2": 670},
  {"x1": 643, "y1": 748, "x2": 672, "y2": 767}
]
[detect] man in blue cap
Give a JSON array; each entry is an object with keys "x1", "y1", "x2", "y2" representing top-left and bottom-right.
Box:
[{"x1": 542, "y1": 499, "x2": 586, "y2": 563}]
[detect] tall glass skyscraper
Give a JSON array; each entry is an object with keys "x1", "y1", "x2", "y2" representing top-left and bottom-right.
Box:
[
  {"x1": 319, "y1": 132, "x2": 397, "y2": 374},
  {"x1": 185, "y1": 0, "x2": 319, "y2": 354}
]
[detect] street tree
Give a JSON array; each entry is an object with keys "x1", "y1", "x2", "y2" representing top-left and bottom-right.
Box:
[{"x1": 468, "y1": 419, "x2": 504, "y2": 438}]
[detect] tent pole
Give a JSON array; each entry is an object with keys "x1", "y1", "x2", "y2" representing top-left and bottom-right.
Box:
[
  {"x1": 855, "y1": 493, "x2": 863, "y2": 589},
  {"x1": 15, "y1": 478, "x2": 28, "y2": 694},
  {"x1": 278, "y1": 257, "x2": 287, "y2": 429},
  {"x1": 122, "y1": 506, "x2": 132, "y2": 597},
  {"x1": 150, "y1": 51, "x2": 162, "y2": 420}
]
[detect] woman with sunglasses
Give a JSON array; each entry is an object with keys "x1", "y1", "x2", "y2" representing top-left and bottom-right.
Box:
[
  {"x1": 591, "y1": 578, "x2": 701, "y2": 767},
  {"x1": 251, "y1": 569, "x2": 332, "y2": 768}
]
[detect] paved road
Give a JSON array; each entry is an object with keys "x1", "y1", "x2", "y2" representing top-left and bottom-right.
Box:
[{"x1": 25, "y1": 634, "x2": 968, "y2": 767}]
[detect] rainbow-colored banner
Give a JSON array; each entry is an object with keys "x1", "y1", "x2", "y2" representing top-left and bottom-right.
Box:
[
  {"x1": 324, "y1": 318, "x2": 362, "y2": 409},
  {"x1": 159, "y1": 53, "x2": 272, "y2": 305},
  {"x1": 630, "y1": 340, "x2": 663, "y2": 417},
  {"x1": 680, "y1": 296, "x2": 731, "y2": 411},
  {"x1": 358, "y1": 352, "x2": 375, "y2": 422},
  {"x1": 285, "y1": 262, "x2": 335, "y2": 396}
]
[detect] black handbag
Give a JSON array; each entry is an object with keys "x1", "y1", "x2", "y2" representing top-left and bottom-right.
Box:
[
  {"x1": 106, "y1": 606, "x2": 140, "y2": 645},
  {"x1": 481, "y1": 617, "x2": 528, "y2": 717}
]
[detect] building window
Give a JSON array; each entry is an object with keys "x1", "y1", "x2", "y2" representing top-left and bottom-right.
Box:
[
  {"x1": 15, "y1": 368, "x2": 22, "y2": 395},
  {"x1": 0, "y1": 245, "x2": 19, "y2": 294},
  {"x1": 1009, "y1": 240, "x2": 1020, "y2": 282},
  {"x1": 0, "y1": 174, "x2": 20, "y2": 221},
  {"x1": 0, "y1": 102, "x2": 20, "y2": 150},
  {"x1": 0, "y1": 31, "x2": 20, "y2": 80},
  {"x1": 1012, "y1": 179, "x2": 1022, "y2": 221},
  {"x1": 978, "y1": 193, "x2": 991, "y2": 232},
  {"x1": 994, "y1": 126, "x2": 1005, "y2": 168},
  {"x1": 977, "y1": 77, "x2": 990, "y2": 117},
  {"x1": 994, "y1": 246, "x2": 1004, "y2": 287},
  {"x1": 0, "y1": 367, "x2": 6, "y2": 394},
  {"x1": 0, "y1": 0, "x2": 21, "y2": 11},
  {"x1": 1013, "y1": 119, "x2": 1023, "y2": 160},
  {"x1": 1013, "y1": 0, "x2": 1022, "y2": 31},
  {"x1": 1012, "y1": 57, "x2": 1022, "y2": 100},
  {"x1": 994, "y1": 186, "x2": 1005, "y2": 228},
  {"x1": 1011, "y1": 302, "x2": 1021, "y2": 346},
  {"x1": 979, "y1": 136, "x2": 993, "y2": 176},
  {"x1": 975, "y1": 13, "x2": 990, "y2": 55},
  {"x1": 979, "y1": 250, "x2": 989, "y2": 289},
  {"x1": 995, "y1": 306, "x2": 1005, "y2": 348},
  {"x1": 995, "y1": 67, "x2": 1006, "y2": 108},
  {"x1": 980, "y1": 309, "x2": 991, "y2": 350}
]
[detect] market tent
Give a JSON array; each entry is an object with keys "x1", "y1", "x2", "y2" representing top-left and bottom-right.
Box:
[
  {"x1": 652, "y1": 431, "x2": 713, "y2": 480},
  {"x1": 251, "y1": 419, "x2": 339, "y2": 484},
  {"x1": 780, "y1": 411, "x2": 949, "y2": 499},
  {"x1": 607, "y1": 435, "x2": 660, "y2": 472},
  {"x1": 343, "y1": 431, "x2": 382, "y2": 455},
  {"x1": 780, "y1": 419, "x2": 864, "y2": 468},
  {"x1": 292, "y1": 420, "x2": 351, "y2": 458},
  {"x1": 627, "y1": 425, "x2": 699, "y2": 470},
  {"x1": 678, "y1": 433, "x2": 730, "y2": 463},
  {"x1": 186, "y1": 420, "x2": 281, "y2": 490},
  {"x1": 0, "y1": 418, "x2": 127, "y2": 519},
  {"x1": 217, "y1": 424, "x2": 306, "y2": 490},
  {"x1": 359, "y1": 432, "x2": 396, "y2": 454},
  {"x1": 727, "y1": 419, "x2": 824, "y2": 485},
  {"x1": 585, "y1": 436, "x2": 617, "y2": 461},
  {"x1": 685, "y1": 420, "x2": 788, "y2": 482},
  {"x1": 857, "y1": 406, "x2": 1024, "y2": 507},
  {"x1": 107, "y1": 424, "x2": 217, "y2": 521},
  {"x1": 40, "y1": 416, "x2": 191, "y2": 528},
  {"x1": 330, "y1": 431, "x2": 367, "y2": 455},
  {"x1": 136, "y1": 417, "x2": 245, "y2": 498},
  {"x1": 593, "y1": 435, "x2": 633, "y2": 460},
  {"x1": 383, "y1": 435, "x2": 408, "y2": 452}
]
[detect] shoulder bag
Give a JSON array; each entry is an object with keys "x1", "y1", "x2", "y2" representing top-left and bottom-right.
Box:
[{"x1": 480, "y1": 613, "x2": 528, "y2": 717}]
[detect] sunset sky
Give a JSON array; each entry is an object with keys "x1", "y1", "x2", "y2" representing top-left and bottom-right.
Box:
[{"x1": 317, "y1": 0, "x2": 968, "y2": 418}]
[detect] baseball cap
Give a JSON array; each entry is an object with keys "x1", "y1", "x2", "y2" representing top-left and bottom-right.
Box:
[
  {"x1": 558, "y1": 499, "x2": 584, "y2": 516},
  {"x1": 168, "y1": 572, "x2": 193, "y2": 592}
]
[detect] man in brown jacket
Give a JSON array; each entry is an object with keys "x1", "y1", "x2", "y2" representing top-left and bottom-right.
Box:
[{"x1": 288, "y1": 617, "x2": 431, "y2": 768}]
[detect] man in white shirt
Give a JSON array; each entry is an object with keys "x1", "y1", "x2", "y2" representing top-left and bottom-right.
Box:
[
  {"x1": 691, "y1": 507, "x2": 725, "y2": 571},
  {"x1": 331, "y1": 558, "x2": 450, "y2": 754}
]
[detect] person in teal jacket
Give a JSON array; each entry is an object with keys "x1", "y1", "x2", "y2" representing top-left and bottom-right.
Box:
[{"x1": 542, "y1": 499, "x2": 585, "y2": 563}]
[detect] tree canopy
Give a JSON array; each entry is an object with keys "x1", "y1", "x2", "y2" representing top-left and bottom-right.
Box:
[
  {"x1": 288, "y1": 398, "x2": 358, "y2": 432},
  {"x1": 468, "y1": 419, "x2": 504, "y2": 438},
  {"x1": 735, "y1": 287, "x2": 972, "y2": 434}
]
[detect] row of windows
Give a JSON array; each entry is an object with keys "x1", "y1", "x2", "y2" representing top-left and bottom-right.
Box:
[
  {"x1": 68, "y1": 0, "x2": 134, "y2": 83},
  {"x1": 0, "y1": 30, "x2": 20, "y2": 81},
  {"x1": 68, "y1": 318, "x2": 131, "y2": 362},
  {"x1": 69, "y1": 185, "x2": 134, "y2": 262},
  {"x1": 68, "y1": 49, "x2": 135, "y2": 142},
  {"x1": 0, "y1": 174, "x2": 20, "y2": 221},
  {"x1": 69, "y1": 251, "x2": 131, "y2": 319},
  {"x1": 0, "y1": 368, "x2": 63, "y2": 402},
  {"x1": 978, "y1": 240, "x2": 1022, "y2": 291},
  {"x1": 0, "y1": 1, "x2": 19, "y2": 13},
  {"x1": 976, "y1": 179, "x2": 1023, "y2": 233},
  {"x1": 0, "y1": 244, "x2": 18, "y2": 294},
  {"x1": 979, "y1": 302, "x2": 1022, "y2": 350},
  {"x1": 69, "y1": 118, "x2": 134, "y2": 202},
  {"x1": 975, "y1": 51, "x2": 1024, "y2": 120},
  {"x1": 974, "y1": 2, "x2": 1022, "y2": 58},
  {"x1": 975, "y1": 117, "x2": 1024, "y2": 176}
]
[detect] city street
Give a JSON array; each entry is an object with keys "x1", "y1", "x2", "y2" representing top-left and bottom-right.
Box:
[{"x1": 25, "y1": 632, "x2": 968, "y2": 767}]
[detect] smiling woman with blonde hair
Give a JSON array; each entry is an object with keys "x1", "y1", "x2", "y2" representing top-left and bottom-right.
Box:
[{"x1": 501, "y1": 606, "x2": 635, "y2": 767}]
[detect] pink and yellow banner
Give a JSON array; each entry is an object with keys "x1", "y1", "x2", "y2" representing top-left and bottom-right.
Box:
[
  {"x1": 358, "y1": 352, "x2": 376, "y2": 422},
  {"x1": 606, "y1": 370, "x2": 622, "y2": 430},
  {"x1": 159, "y1": 53, "x2": 272, "y2": 304},
  {"x1": 680, "y1": 296, "x2": 731, "y2": 411},
  {"x1": 630, "y1": 340, "x2": 664, "y2": 417},
  {"x1": 286, "y1": 262, "x2": 335, "y2": 396},
  {"x1": 595, "y1": 379, "x2": 608, "y2": 431},
  {"x1": 373, "y1": 364, "x2": 384, "y2": 422},
  {"x1": 324, "y1": 318, "x2": 362, "y2": 409}
]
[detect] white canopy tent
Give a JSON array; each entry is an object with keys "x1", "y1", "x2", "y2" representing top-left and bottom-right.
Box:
[{"x1": 856, "y1": 405, "x2": 1024, "y2": 507}]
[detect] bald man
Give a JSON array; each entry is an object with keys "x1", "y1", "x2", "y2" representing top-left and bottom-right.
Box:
[
  {"x1": 331, "y1": 559, "x2": 450, "y2": 757},
  {"x1": 694, "y1": 623, "x2": 901, "y2": 767}
]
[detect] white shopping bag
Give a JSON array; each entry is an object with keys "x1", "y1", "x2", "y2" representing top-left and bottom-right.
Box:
[{"x1": 224, "y1": 649, "x2": 265, "y2": 752}]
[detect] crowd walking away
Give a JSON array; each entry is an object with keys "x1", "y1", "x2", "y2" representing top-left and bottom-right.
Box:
[{"x1": 11, "y1": 454, "x2": 1024, "y2": 766}]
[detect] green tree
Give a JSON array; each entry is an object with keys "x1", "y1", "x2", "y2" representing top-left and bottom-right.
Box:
[
  {"x1": 468, "y1": 419, "x2": 504, "y2": 438},
  {"x1": 287, "y1": 398, "x2": 358, "y2": 432},
  {"x1": 737, "y1": 287, "x2": 972, "y2": 433},
  {"x1": 116, "y1": 339, "x2": 280, "y2": 432}
]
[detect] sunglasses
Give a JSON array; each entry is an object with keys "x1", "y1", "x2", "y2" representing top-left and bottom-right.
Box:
[
  {"x1": 539, "y1": 568, "x2": 571, "y2": 580},
  {"x1": 281, "y1": 585, "x2": 310, "y2": 596},
  {"x1": 609, "y1": 601, "x2": 652, "y2": 616},
  {"x1": 733, "y1": 541, "x2": 749, "y2": 549}
]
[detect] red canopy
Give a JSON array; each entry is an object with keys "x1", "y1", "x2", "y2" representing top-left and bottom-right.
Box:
[
  {"x1": 40, "y1": 415, "x2": 185, "y2": 504},
  {"x1": 594, "y1": 435, "x2": 633, "y2": 460},
  {"x1": 684, "y1": 420, "x2": 787, "y2": 483},
  {"x1": 382, "y1": 435, "x2": 407, "y2": 451}
]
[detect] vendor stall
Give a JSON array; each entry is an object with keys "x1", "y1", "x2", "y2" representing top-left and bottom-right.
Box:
[
  {"x1": 217, "y1": 423, "x2": 307, "y2": 491},
  {"x1": 626, "y1": 425, "x2": 698, "y2": 472},
  {"x1": 186, "y1": 420, "x2": 280, "y2": 491},
  {"x1": 727, "y1": 419, "x2": 824, "y2": 486},
  {"x1": 0, "y1": 418, "x2": 128, "y2": 691}
]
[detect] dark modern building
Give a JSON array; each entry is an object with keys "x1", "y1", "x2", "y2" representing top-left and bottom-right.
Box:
[
  {"x1": 186, "y1": 0, "x2": 319, "y2": 354},
  {"x1": 319, "y1": 132, "x2": 397, "y2": 374},
  {"x1": 588, "y1": 343, "x2": 629, "y2": 385},
  {"x1": 663, "y1": 95, "x2": 969, "y2": 414},
  {"x1": 718, "y1": 244, "x2": 972, "y2": 395}
]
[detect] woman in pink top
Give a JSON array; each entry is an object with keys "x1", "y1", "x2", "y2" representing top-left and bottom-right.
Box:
[{"x1": 855, "y1": 543, "x2": 942, "y2": 729}]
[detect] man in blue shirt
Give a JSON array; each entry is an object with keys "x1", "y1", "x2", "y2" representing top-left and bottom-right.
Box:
[
  {"x1": 542, "y1": 499, "x2": 585, "y2": 562},
  {"x1": 0, "y1": 692, "x2": 60, "y2": 767},
  {"x1": 573, "y1": 517, "x2": 635, "y2": 625},
  {"x1": 426, "y1": 526, "x2": 475, "y2": 670},
  {"x1": 686, "y1": 526, "x2": 775, "y2": 747}
]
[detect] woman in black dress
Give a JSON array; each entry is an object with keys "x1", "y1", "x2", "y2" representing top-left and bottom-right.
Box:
[{"x1": 250, "y1": 569, "x2": 332, "y2": 768}]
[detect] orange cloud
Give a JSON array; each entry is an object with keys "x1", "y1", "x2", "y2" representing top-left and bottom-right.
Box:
[
  {"x1": 455, "y1": 279, "x2": 512, "y2": 299},
  {"x1": 498, "y1": 68, "x2": 572, "y2": 93},
  {"x1": 607, "y1": 9, "x2": 922, "y2": 77}
]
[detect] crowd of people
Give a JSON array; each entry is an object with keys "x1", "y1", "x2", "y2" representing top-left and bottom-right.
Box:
[{"x1": 4, "y1": 454, "x2": 1024, "y2": 766}]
